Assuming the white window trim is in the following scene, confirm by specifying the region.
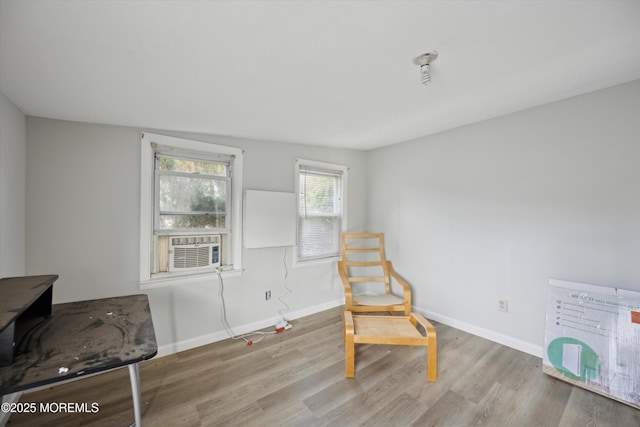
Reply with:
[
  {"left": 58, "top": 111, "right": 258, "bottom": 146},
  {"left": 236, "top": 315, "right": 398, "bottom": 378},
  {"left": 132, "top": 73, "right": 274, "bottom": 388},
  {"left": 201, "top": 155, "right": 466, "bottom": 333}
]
[
  {"left": 294, "top": 158, "right": 348, "bottom": 267},
  {"left": 140, "top": 132, "right": 243, "bottom": 288}
]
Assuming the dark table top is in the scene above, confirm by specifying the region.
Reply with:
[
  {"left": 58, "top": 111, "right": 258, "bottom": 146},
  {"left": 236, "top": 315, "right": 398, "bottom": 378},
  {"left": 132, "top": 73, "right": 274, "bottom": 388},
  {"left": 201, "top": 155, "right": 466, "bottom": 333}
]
[
  {"left": 0, "top": 294, "right": 157, "bottom": 394},
  {"left": 0, "top": 275, "right": 58, "bottom": 332}
]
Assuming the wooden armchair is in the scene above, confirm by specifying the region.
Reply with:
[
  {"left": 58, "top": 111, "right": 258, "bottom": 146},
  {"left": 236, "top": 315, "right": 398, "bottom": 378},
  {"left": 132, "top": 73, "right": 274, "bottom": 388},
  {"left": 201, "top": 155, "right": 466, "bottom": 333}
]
[{"left": 337, "top": 233, "right": 411, "bottom": 316}]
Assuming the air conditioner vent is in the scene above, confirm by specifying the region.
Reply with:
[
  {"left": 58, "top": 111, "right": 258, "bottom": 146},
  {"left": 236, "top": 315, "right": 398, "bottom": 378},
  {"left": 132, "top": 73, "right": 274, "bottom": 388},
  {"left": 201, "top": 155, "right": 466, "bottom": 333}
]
[
  {"left": 169, "top": 235, "right": 220, "bottom": 272},
  {"left": 173, "top": 246, "right": 212, "bottom": 269}
]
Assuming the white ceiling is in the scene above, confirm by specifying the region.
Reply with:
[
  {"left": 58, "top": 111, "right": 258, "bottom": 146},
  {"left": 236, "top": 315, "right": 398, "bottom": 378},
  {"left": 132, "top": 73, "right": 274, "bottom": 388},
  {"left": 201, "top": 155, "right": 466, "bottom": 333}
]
[{"left": 2, "top": 1, "right": 640, "bottom": 150}]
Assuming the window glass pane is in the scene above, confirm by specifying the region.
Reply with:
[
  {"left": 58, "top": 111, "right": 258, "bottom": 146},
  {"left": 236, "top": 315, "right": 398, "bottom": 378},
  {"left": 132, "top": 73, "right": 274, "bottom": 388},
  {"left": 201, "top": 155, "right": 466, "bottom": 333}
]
[
  {"left": 158, "top": 156, "right": 227, "bottom": 177},
  {"left": 299, "top": 171, "right": 338, "bottom": 215},
  {"left": 298, "top": 216, "right": 340, "bottom": 259},
  {"left": 159, "top": 175, "right": 226, "bottom": 213},
  {"left": 159, "top": 214, "right": 225, "bottom": 230}
]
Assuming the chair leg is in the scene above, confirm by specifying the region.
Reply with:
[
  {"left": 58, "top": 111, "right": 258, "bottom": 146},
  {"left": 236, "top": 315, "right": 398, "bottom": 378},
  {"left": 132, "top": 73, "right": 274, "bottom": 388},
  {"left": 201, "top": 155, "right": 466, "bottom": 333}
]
[
  {"left": 345, "top": 328, "right": 355, "bottom": 378},
  {"left": 343, "top": 311, "right": 355, "bottom": 378},
  {"left": 427, "top": 329, "right": 437, "bottom": 382}
]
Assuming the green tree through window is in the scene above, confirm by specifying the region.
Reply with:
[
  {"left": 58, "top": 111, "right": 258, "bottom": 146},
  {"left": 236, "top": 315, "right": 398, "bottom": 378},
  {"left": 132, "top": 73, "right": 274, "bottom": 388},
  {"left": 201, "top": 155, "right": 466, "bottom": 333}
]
[{"left": 156, "top": 155, "right": 229, "bottom": 230}]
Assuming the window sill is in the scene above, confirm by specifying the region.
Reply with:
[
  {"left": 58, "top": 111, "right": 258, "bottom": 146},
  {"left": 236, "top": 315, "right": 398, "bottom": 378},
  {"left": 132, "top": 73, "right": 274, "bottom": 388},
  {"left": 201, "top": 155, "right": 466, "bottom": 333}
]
[{"left": 140, "top": 268, "right": 242, "bottom": 290}]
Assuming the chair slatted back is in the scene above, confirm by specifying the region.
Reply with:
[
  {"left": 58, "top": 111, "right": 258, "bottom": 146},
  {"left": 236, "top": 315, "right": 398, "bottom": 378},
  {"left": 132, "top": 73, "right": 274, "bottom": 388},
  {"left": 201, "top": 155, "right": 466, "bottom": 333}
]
[{"left": 340, "top": 233, "right": 391, "bottom": 292}]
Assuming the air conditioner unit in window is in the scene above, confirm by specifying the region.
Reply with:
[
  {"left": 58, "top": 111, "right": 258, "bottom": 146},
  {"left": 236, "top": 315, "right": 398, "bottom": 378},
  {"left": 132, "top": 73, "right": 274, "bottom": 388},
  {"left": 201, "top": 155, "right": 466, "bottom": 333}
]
[{"left": 169, "top": 235, "right": 221, "bottom": 272}]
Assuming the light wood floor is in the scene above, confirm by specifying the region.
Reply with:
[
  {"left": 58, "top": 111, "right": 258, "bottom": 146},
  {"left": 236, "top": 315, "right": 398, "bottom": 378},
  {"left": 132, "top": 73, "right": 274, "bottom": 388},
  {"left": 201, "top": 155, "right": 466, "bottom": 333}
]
[{"left": 7, "top": 307, "right": 639, "bottom": 426}]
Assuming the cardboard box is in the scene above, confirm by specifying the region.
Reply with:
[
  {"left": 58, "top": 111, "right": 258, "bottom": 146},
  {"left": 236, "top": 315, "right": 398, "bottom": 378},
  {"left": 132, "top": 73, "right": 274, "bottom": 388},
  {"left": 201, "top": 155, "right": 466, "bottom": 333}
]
[{"left": 543, "top": 279, "right": 640, "bottom": 409}]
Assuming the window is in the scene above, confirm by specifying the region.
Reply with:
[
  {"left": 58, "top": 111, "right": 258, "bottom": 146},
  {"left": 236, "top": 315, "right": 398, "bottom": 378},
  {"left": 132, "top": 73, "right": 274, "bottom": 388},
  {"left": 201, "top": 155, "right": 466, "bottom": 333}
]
[
  {"left": 140, "top": 133, "right": 243, "bottom": 286},
  {"left": 295, "top": 159, "right": 347, "bottom": 263}
]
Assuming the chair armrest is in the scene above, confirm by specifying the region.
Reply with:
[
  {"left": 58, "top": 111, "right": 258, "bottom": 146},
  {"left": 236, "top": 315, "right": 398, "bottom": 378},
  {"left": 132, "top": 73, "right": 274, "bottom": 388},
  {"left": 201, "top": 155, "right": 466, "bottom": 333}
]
[
  {"left": 387, "top": 261, "right": 412, "bottom": 307},
  {"left": 337, "top": 260, "right": 354, "bottom": 309},
  {"left": 343, "top": 311, "right": 354, "bottom": 335},
  {"left": 411, "top": 312, "right": 436, "bottom": 339}
]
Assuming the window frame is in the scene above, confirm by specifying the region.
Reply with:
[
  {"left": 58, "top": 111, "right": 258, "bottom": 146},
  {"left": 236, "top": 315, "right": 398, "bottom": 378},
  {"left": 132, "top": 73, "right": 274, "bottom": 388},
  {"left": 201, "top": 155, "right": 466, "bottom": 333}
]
[
  {"left": 294, "top": 158, "right": 348, "bottom": 266},
  {"left": 140, "top": 132, "right": 243, "bottom": 287}
]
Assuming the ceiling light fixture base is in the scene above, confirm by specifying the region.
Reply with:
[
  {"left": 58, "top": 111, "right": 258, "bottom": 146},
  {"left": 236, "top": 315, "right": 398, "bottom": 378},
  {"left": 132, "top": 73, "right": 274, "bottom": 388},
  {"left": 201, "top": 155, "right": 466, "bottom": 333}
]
[{"left": 413, "top": 51, "right": 438, "bottom": 86}]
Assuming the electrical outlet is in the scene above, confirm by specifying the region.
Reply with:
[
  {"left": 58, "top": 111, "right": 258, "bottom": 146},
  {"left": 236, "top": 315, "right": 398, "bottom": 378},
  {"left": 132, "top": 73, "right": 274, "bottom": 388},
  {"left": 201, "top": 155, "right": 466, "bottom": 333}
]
[
  {"left": 265, "top": 290, "right": 271, "bottom": 301},
  {"left": 498, "top": 299, "right": 508, "bottom": 313}
]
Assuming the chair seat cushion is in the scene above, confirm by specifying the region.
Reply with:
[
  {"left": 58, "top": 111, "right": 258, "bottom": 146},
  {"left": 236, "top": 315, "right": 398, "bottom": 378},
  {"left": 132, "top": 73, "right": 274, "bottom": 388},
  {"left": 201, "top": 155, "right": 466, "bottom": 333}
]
[{"left": 353, "top": 293, "right": 403, "bottom": 306}]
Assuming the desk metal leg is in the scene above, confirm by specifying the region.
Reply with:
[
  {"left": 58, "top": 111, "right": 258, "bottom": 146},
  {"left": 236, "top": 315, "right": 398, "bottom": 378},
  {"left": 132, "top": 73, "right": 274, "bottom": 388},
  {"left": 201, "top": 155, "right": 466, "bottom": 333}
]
[{"left": 128, "top": 363, "right": 142, "bottom": 427}]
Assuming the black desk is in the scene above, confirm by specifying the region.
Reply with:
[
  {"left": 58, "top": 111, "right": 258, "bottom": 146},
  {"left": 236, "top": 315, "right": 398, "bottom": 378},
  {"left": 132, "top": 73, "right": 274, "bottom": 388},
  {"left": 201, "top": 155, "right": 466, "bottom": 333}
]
[{"left": 1, "top": 278, "right": 157, "bottom": 426}]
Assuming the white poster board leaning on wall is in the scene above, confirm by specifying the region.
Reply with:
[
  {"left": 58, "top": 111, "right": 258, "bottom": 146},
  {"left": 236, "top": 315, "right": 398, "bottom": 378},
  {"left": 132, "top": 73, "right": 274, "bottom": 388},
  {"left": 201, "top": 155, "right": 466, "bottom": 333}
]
[
  {"left": 243, "top": 190, "right": 296, "bottom": 249},
  {"left": 543, "top": 279, "right": 640, "bottom": 409}
]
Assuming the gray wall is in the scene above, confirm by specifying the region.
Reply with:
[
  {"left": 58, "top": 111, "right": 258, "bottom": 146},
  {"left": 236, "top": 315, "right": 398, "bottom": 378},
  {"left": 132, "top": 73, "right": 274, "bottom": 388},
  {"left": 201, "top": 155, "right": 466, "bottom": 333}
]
[
  {"left": 25, "top": 119, "right": 369, "bottom": 354},
  {"left": 0, "top": 93, "right": 26, "bottom": 277},
  {"left": 367, "top": 80, "right": 640, "bottom": 356}
]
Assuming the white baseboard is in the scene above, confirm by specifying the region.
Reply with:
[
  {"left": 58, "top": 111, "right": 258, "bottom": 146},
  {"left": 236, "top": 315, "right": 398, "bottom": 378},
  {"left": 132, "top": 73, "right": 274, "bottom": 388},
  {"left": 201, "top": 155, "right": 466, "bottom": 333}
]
[
  {"left": 414, "top": 306, "right": 543, "bottom": 358},
  {"left": 156, "top": 298, "right": 344, "bottom": 358},
  {"left": 154, "top": 299, "right": 542, "bottom": 360}
]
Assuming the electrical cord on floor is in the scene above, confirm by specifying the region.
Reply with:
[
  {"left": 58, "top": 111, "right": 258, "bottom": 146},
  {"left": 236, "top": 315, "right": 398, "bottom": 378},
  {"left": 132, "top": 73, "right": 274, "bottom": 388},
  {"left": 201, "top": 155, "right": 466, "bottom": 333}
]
[
  {"left": 216, "top": 268, "right": 284, "bottom": 345},
  {"left": 277, "top": 246, "right": 291, "bottom": 324}
]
